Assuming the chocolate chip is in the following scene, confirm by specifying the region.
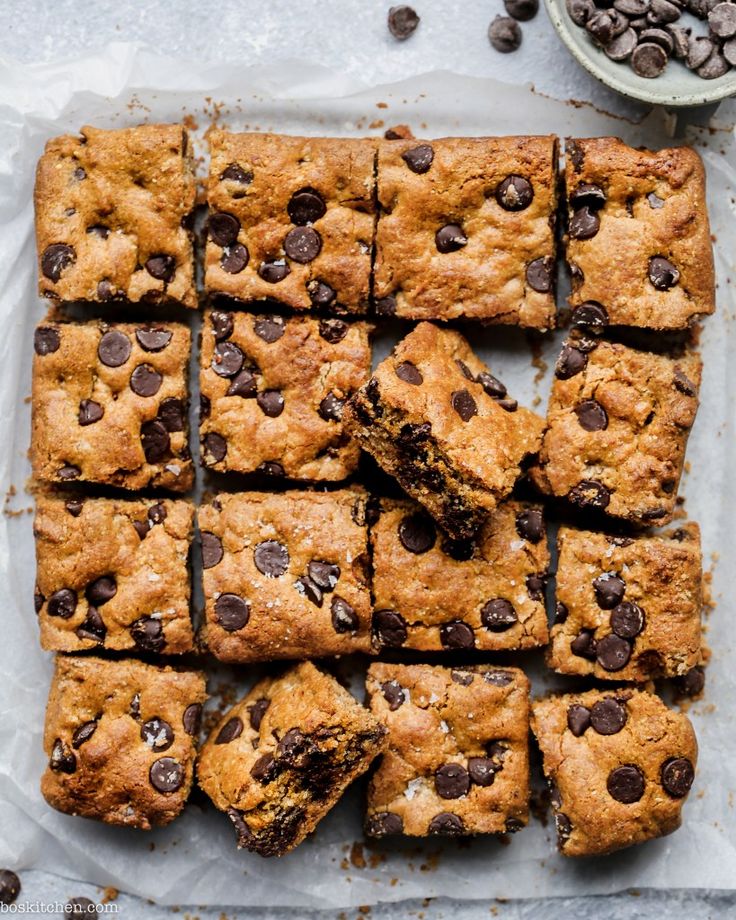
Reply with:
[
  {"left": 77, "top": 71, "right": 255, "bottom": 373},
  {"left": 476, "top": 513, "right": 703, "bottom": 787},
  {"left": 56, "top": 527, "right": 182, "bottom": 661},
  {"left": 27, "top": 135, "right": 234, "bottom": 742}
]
[
  {"left": 66, "top": 898, "right": 96, "bottom": 916},
  {"left": 304, "top": 561, "right": 339, "bottom": 592},
  {"left": 251, "top": 753, "right": 278, "bottom": 784},
  {"left": 380, "top": 680, "right": 406, "bottom": 711},
  {"left": 587, "top": 7, "right": 629, "bottom": 42},
  {"left": 489, "top": 15, "right": 523, "bottom": 52},
  {"left": 130, "top": 615, "right": 164, "bottom": 652},
  {"left": 554, "top": 601, "right": 569, "bottom": 624},
  {"left": 571, "top": 301, "right": 608, "bottom": 329},
  {"left": 398, "top": 511, "right": 436, "bottom": 554},
  {"left": 258, "top": 260, "right": 290, "bottom": 283},
  {"left": 214, "top": 594, "right": 250, "bottom": 632},
  {"left": 570, "top": 183, "right": 607, "bottom": 209},
  {"left": 373, "top": 609, "right": 408, "bottom": 647},
  {"left": 451, "top": 670, "right": 474, "bottom": 685},
  {"left": 34, "top": 326, "right": 60, "bottom": 355},
  {"left": 649, "top": 0, "right": 681, "bottom": 19},
  {"left": 209, "top": 212, "right": 240, "bottom": 246},
  {"left": 58, "top": 464, "right": 81, "bottom": 481},
  {"left": 149, "top": 757, "right": 184, "bottom": 793},
  {"left": 676, "top": 666, "right": 705, "bottom": 697},
  {"left": 276, "top": 727, "right": 315, "bottom": 764},
  {"left": 687, "top": 35, "right": 714, "bottom": 69},
  {"left": 724, "top": 36, "right": 736, "bottom": 66},
  {"left": 201, "top": 532, "right": 224, "bottom": 569},
  {"left": 227, "top": 369, "right": 258, "bottom": 398},
  {"left": 245, "top": 700, "right": 269, "bottom": 734},
  {"left": 649, "top": 256, "right": 680, "bottom": 290},
  {"left": 481, "top": 598, "right": 518, "bottom": 632},
  {"left": 567, "top": 704, "right": 591, "bottom": 736},
  {"left": 607, "top": 764, "right": 645, "bottom": 803},
  {"left": 98, "top": 330, "right": 131, "bottom": 367},
  {"left": 211, "top": 312, "right": 234, "bottom": 342},
  {"left": 319, "top": 318, "right": 348, "bottom": 343},
  {"left": 593, "top": 572, "right": 626, "bottom": 609},
  {"left": 428, "top": 812, "right": 465, "bottom": 836},
  {"left": 632, "top": 41, "right": 668, "bottom": 76},
  {"left": 284, "top": 226, "right": 322, "bottom": 263},
  {"left": 395, "top": 361, "right": 423, "bottom": 384},
  {"left": 440, "top": 620, "right": 476, "bottom": 649},
  {"left": 287, "top": 188, "right": 326, "bottom": 226},
  {"left": 148, "top": 503, "right": 167, "bottom": 525},
  {"left": 85, "top": 575, "right": 116, "bottom": 606},
  {"left": 254, "top": 540, "right": 289, "bottom": 577},
  {"left": 435, "top": 763, "right": 470, "bottom": 799},
  {"left": 555, "top": 812, "right": 572, "bottom": 846},
  {"left": 661, "top": 757, "right": 695, "bottom": 797},
  {"left": 212, "top": 341, "right": 245, "bottom": 378},
  {"left": 75, "top": 605, "right": 106, "bottom": 643},
  {"left": 375, "top": 295, "right": 397, "bottom": 316},
  {"left": 483, "top": 670, "right": 514, "bottom": 686},
  {"left": 258, "top": 460, "right": 284, "bottom": 476},
  {"left": 465, "top": 757, "right": 496, "bottom": 786},
  {"left": 78, "top": 399, "right": 103, "bottom": 426},
  {"left": 505, "top": 0, "right": 539, "bottom": 18},
  {"left": 451, "top": 389, "right": 477, "bottom": 421},
  {"left": 477, "top": 372, "right": 507, "bottom": 399},
  {"left": 135, "top": 327, "right": 173, "bottom": 352},
  {"left": 158, "top": 397, "right": 185, "bottom": 432},
  {"left": 401, "top": 144, "right": 434, "bottom": 173},
  {"left": 216, "top": 716, "right": 244, "bottom": 744},
  {"left": 296, "top": 575, "right": 323, "bottom": 607},
  {"left": 515, "top": 508, "right": 544, "bottom": 543},
  {"left": 221, "top": 163, "right": 252, "bottom": 184},
  {"left": 575, "top": 398, "right": 608, "bottom": 431},
  {"left": 34, "top": 588, "right": 45, "bottom": 613},
  {"left": 0, "top": 871, "right": 20, "bottom": 906},
  {"left": 435, "top": 224, "right": 468, "bottom": 253},
  {"left": 526, "top": 257, "right": 554, "bottom": 293},
  {"left": 141, "top": 420, "right": 170, "bottom": 463},
  {"left": 442, "top": 536, "right": 475, "bottom": 561},
  {"left": 640, "top": 27, "right": 674, "bottom": 53},
  {"left": 569, "top": 206, "right": 600, "bottom": 240},
  {"left": 307, "top": 279, "right": 337, "bottom": 307},
  {"left": 42, "top": 243, "right": 75, "bottom": 281},
  {"left": 366, "top": 812, "right": 404, "bottom": 836},
  {"left": 567, "top": 0, "right": 596, "bottom": 24},
  {"left": 596, "top": 633, "right": 632, "bottom": 671},
  {"left": 145, "top": 254, "right": 176, "bottom": 282},
  {"left": 610, "top": 601, "right": 645, "bottom": 638},
  {"left": 257, "top": 390, "right": 285, "bottom": 417},
  {"left": 50, "top": 738, "right": 77, "bottom": 774},
  {"left": 570, "top": 628, "right": 597, "bottom": 659},
  {"left": 130, "top": 364, "right": 163, "bottom": 397},
  {"left": 498, "top": 397, "right": 518, "bottom": 412},
  {"left": 527, "top": 573, "right": 547, "bottom": 601},
  {"left": 71, "top": 720, "right": 97, "bottom": 748},
  {"left": 141, "top": 718, "right": 174, "bottom": 752},
  {"left": 331, "top": 596, "right": 359, "bottom": 633},
  {"left": 48, "top": 588, "right": 77, "bottom": 619},
  {"left": 496, "top": 174, "right": 533, "bottom": 209},
  {"left": 388, "top": 4, "right": 420, "bottom": 38},
  {"left": 673, "top": 367, "right": 697, "bottom": 396},
  {"left": 221, "top": 243, "right": 249, "bottom": 274},
  {"left": 183, "top": 704, "right": 202, "bottom": 736},
  {"left": 568, "top": 479, "right": 611, "bottom": 510},
  {"left": 318, "top": 392, "right": 345, "bottom": 422},
  {"left": 590, "top": 697, "right": 627, "bottom": 734}
]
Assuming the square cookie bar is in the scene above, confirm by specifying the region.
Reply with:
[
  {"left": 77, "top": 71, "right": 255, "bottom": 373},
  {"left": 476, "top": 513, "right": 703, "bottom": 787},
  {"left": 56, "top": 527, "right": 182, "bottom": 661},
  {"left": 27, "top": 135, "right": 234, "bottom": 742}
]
[
  {"left": 199, "top": 489, "right": 373, "bottom": 662},
  {"left": 548, "top": 524, "right": 703, "bottom": 681},
  {"left": 200, "top": 311, "right": 372, "bottom": 481},
  {"left": 35, "top": 124, "right": 197, "bottom": 308},
  {"left": 205, "top": 131, "right": 376, "bottom": 314},
  {"left": 34, "top": 493, "right": 194, "bottom": 655},
  {"left": 41, "top": 655, "right": 206, "bottom": 829},
  {"left": 531, "top": 338, "right": 701, "bottom": 525},
  {"left": 31, "top": 319, "right": 193, "bottom": 492},
  {"left": 344, "top": 322, "right": 545, "bottom": 540},
  {"left": 371, "top": 498, "right": 549, "bottom": 653},
  {"left": 374, "top": 136, "right": 558, "bottom": 327},
  {"left": 365, "top": 664, "right": 530, "bottom": 838},
  {"left": 532, "top": 689, "right": 697, "bottom": 856},
  {"left": 198, "top": 662, "right": 387, "bottom": 856},
  {"left": 565, "top": 137, "right": 714, "bottom": 331}
]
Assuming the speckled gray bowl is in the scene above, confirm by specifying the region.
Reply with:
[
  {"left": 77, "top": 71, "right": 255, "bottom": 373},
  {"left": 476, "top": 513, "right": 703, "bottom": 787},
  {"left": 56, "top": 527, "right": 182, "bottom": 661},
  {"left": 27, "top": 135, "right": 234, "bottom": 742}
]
[{"left": 545, "top": 0, "right": 736, "bottom": 106}]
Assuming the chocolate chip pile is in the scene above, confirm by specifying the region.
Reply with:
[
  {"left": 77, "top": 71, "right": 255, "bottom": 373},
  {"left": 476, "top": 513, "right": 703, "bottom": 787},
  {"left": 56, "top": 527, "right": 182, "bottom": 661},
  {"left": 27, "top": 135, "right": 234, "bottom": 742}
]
[{"left": 567, "top": 0, "right": 736, "bottom": 78}]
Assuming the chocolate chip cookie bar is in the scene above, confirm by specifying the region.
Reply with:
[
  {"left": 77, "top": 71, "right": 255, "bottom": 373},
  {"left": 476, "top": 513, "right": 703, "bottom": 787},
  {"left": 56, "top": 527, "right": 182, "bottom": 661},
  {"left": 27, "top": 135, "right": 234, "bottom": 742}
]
[
  {"left": 343, "top": 322, "right": 545, "bottom": 540},
  {"left": 205, "top": 131, "right": 376, "bottom": 315},
  {"left": 34, "top": 493, "right": 194, "bottom": 655},
  {"left": 199, "top": 489, "right": 372, "bottom": 662},
  {"left": 566, "top": 137, "right": 715, "bottom": 330},
  {"left": 548, "top": 524, "right": 703, "bottom": 681},
  {"left": 31, "top": 319, "right": 193, "bottom": 491},
  {"left": 200, "top": 311, "right": 371, "bottom": 480},
  {"left": 365, "top": 664, "right": 530, "bottom": 838},
  {"left": 531, "top": 689, "right": 698, "bottom": 856},
  {"left": 198, "top": 661, "right": 387, "bottom": 856},
  {"left": 35, "top": 124, "right": 197, "bottom": 308},
  {"left": 41, "top": 655, "right": 206, "bottom": 829},
  {"left": 371, "top": 498, "right": 550, "bottom": 652},
  {"left": 531, "top": 338, "right": 701, "bottom": 525},
  {"left": 374, "top": 136, "right": 558, "bottom": 327}
]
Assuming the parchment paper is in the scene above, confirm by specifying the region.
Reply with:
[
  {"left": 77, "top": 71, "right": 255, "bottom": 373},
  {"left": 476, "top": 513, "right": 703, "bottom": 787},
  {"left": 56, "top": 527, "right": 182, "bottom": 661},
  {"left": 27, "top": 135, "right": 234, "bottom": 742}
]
[{"left": 0, "top": 44, "right": 734, "bottom": 910}]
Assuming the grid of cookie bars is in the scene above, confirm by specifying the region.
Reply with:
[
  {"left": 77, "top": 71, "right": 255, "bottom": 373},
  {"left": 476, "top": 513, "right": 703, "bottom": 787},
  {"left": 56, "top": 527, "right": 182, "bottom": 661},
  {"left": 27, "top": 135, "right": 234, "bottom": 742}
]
[{"left": 30, "top": 124, "right": 713, "bottom": 859}]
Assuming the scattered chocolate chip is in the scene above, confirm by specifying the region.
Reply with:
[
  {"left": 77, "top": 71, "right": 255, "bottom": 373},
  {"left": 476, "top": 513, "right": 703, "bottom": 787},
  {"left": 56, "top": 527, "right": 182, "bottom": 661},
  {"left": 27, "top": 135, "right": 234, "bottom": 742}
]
[
  {"left": 258, "top": 260, "right": 290, "bottom": 283},
  {"left": 141, "top": 420, "right": 170, "bottom": 463},
  {"left": 395, "top": 360, "right": 423, "bottom": 384},
  {"left": 212, "top": 341, "right": 245, "bottom": 378},
  {"left": 481, "top": 598, "right": 518, "bottom": 632},
  {"left": 258, "top": 460, "right": 284, "bottom": 476},
  {"left": 569, "top": 206, "right": 600, "bottom": 240},
  {"left": 554, "top": 601, "right": 569, "bottom": 624},
  {"left": 673, "top": 366, "right": 697, "bottom": 396},
  {"left": 375, "top": 295, "right": 397, "bottom": 316},
  {"left": 640, "top": 27, "right": 674, "bottom": 53},
  {"left": 149, "top": 757, "right": 184, "bottom": 793},
  {"left": 284, "top": 226, "right": 322, "bottom": 263},
  {"left": 42, "top": 243, "right": 75, "bottom": 281},
  {"left": 687, "top": 35, "right": 714, "bottom": 69},
  {"left": 158, "top": 397, "right": 185, "bottom": 432},
  {"left": 435, "top": 223, "right": 468, "bottom": 253},
  {"left": 436, "top": 763, "right": 470, "bottom": 799},
  {"left": 276, "top": 728, "right": 314, "bottom": 764},
  {"left": 607, "top": 764, "right": 645, "bottom": 803},
  {"left": 71, "top": 720, "right": 97, "bottom": 749},
  {"left": 48, "top": 588, "right": 77, "bottom": 619},
  {"left": 201, "top": 532, "right": 224, "bottom": 569},
  {"left": 496, "top": 174, "right": 533, "bottom": 209},
  {"left": 388, "top": 5, "right": 420, "bottom": 39},
  {"left": 489, "top": 15, "right": 523, "bottom": 52},
  {"left": 440, "top": 620, "right": 476, "bottom": 649},
  {"left": 477, "top": 372, "right": 508, "bottom": 400},
  {"left": 570, "top": 183, "right": 607, "bottom": 209},
  {"left": 467, "top": 757, "right": 497, "bottom": 786},
  {"left": 596, "top": 633, "right": 632, "bottom": 671},
  {"left": 307, "top": 279, "right": 337, "bottom": 308},
  {"left": 141, "top": 718, "right": 174, "bottom": 752},
  {"left": 575, "top": 398, "right": 609, "bottom": 431},
  {"left": 58, "top": 464, "right": 81, "bottom": 481},
  {"left": 483, "top": 671, "right": 514, "bottom": 686},
  {"left": 257, "top": 390, "right": 285, "bottom": 417},
  {"left": 398, "top": 511, "right": 436, "bottom": 554},
  {"left": 145, "top": 254, "right": 176, "bottom": 282},
  {"left": 571, "top": 301, "right": 608, "bottom": 329},
  {"left": 527, "top": 572, "right": 547, "bottom": 601},
  {"left": 568, "top": 479, "right": 611, "bottom": 510},
  {"left": 226, "top": 369, "right": 258, "bottom": 398},
  {"left": 381, "top": 680, "right": 406, "bottom": 711},
  {"left": 249, "top": 699, "right": 270, "bottom": 731},
  {"left": 0, "top": 871, "right": 20, "bottom": 906},
  {"left": 567, "top": 0, "right": 596, "bottom": 24},
  {"left": 136, "top": 327, "right": 173, "bottom": 352},
  {"left": 570, "top": 628, "right": 597, "bottom": 660},
  {"left": 78, "top": 399, "right": 103, "bottom": 426},
  {"left": 209, "top": 212, "right": 241, "bottom": 246},
  {"left": 328, "top": 596, "right": 357, "bottom": 633},
  {"left": 366, "top": 812, "right": 404, "bottom": 836},
  {"left": 288, "top": 188, "right": 326, "bottom": 225},
  {"left": 649, "top": 255, "right": 680, "bottom": 289},
  {"left": 34, "top": 326, "right": 60, "bottom": 355},
  {"left": 76, "top": 606, "right": 106, "bottom": 643},
  {"left": 632, "top": 41, "right": 668, "bottom": 76},
  {"left": 373, "top": 609, "right": 408, "bottom": 647},
  {"left": 319, "top": 318, "right": 348, "bottom": 343},
  {"left": 567, "top": 704, "right": 591, "bottom": 736},
  {"left": 505, "top": 0, "right": 539, "bottom": 19},
  {"left": 216, "top": 716, "right": 244, "bottom": 744},
  {"left": 85, "top": 575, "right": 116, "bottom": 606},
  {"left": 451, "top": 670, "right": 474, "bottom": 685},
  {"left": 50, "top": 738, "right": 77, "bottom": 773},
  {"left": 211, "top": 312, "right": 234, "bottom": 341},
  {"left": 451, "top": 388, "right": 477, "bottom": 421},
  {"left": 221, "top": 243, "right": 249, "bottom": 274},
  {"left": 183, "top": 704, "right": 202, "bottom": 736},
  {"left": 526, "top": 257, "right": 554, "bottom": 293},
  {"left": 130, "top": 364, "right": 163, "bottom": 397},
  {"left": 221, "top": 163, "right": 253, "bottom": 184},
  {"left": 610, "top": 601, "right": 645, "bottom": 638},
  {"left": 318, "top": 392, "right": 345, "bottom": 422},
  {"left": 254, "top": 540, "right": 289, "bottom": 577},
  {"left": 130, "top": 615, "right": 164, "bottom": 652},
  {"left": 676, "top": 666, "right": 705, "bottom": 697},
  {"left": 515, "top": 508, "right": 544, "bottom": 543},
  {"left": 590, "top": 697, "right": 627, "bottom": 734},
  {"left": 296, "top": 575, "right": 323, "bottom": 607},
  {"left": 555, "top": 812, "right": 572, "bottom": 845},
  {"left": 401, "top": 144, "right": 434, "bottom": 173},
  {"left": 587, "top": 7, "right": 629, "bottom": 42},
  {"left": 593, "top": 572, "right": 626, "bottom": 609},
  {"left": 34, "top": 589, "right": 45, "bottom": 613},
  {"left": 148, "top": 503, "right": 167, "bottom": 526},
  {"left": 251, "top": 753, "right": 278, "bottom": 784},
  {"left": 98, "top": 330, "right": 132, "bottom": 367},
  {"left": 428, "top": 812, "right": 465, "bottom": 836},
  {"left": 661, "top": 757, "right": 695, "bottom": 797}
]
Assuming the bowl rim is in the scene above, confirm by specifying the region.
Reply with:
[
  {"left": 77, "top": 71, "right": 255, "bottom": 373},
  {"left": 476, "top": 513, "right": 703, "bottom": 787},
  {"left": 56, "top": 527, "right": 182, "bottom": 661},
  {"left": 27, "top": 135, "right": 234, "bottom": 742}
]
[{"left": 544, "top": 0, "right": 736, "bottom": 107}]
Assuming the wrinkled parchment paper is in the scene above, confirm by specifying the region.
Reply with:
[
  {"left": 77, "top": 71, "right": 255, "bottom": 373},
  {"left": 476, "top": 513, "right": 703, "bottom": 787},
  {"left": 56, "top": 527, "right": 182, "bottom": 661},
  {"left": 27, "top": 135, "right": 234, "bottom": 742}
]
[{"left": 0, "top": 44, "right": 734, "bottom": 909}]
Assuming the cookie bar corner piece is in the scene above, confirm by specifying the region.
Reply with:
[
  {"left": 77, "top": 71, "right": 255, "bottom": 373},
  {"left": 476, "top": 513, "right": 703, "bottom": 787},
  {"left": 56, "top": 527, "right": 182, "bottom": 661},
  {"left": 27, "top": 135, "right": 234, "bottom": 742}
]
[{"left": 197, "top": 661, "right": 387, "bottom": 856}]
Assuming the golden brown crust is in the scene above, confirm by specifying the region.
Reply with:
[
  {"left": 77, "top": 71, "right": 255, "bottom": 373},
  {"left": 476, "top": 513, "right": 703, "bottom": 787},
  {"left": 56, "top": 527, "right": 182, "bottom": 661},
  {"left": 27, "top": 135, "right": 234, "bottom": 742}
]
[
  {"left": 531, "top": 689, "right": 698, "bottom": 857},
  {"left": 548, "top": 525, "right": 702, "bottom": 681},
  {"left": 371, "top": 498, "right": 549, "bottom": 652},
  {"left": 31, "top": 318, "right": 193, "bottom": 492},
  {"left": 35, "top": 124, "right": 197, "bottom": 308},
  {"left": 34, "top": 494, "right": 194, "bottom": 654},
  {"left": 565, "top": 137, "right": 715, "bottom": 330},
  {"left": 205, "top": 131, "right": 376, "bottom": 314},
  {"left": 531, "top": 339, "right": 701, "bottom": 525},
  {"left": 199, "top": 310, "right": 371, "bottom": 480},
  {"left": 197, "top": 662, "right": 387, "bottom": 856},
  {"left": 41, "top": 656, "right": 207, "bottom": 830},
  {"left": 199, "top": 489, "right": 373, "bottom": 663},
  {"left": 366, "top": 663, "right": 530, "bottom": 837},
  {"left": 375, "top": 136, "right": 558, "bottom": 327}
]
